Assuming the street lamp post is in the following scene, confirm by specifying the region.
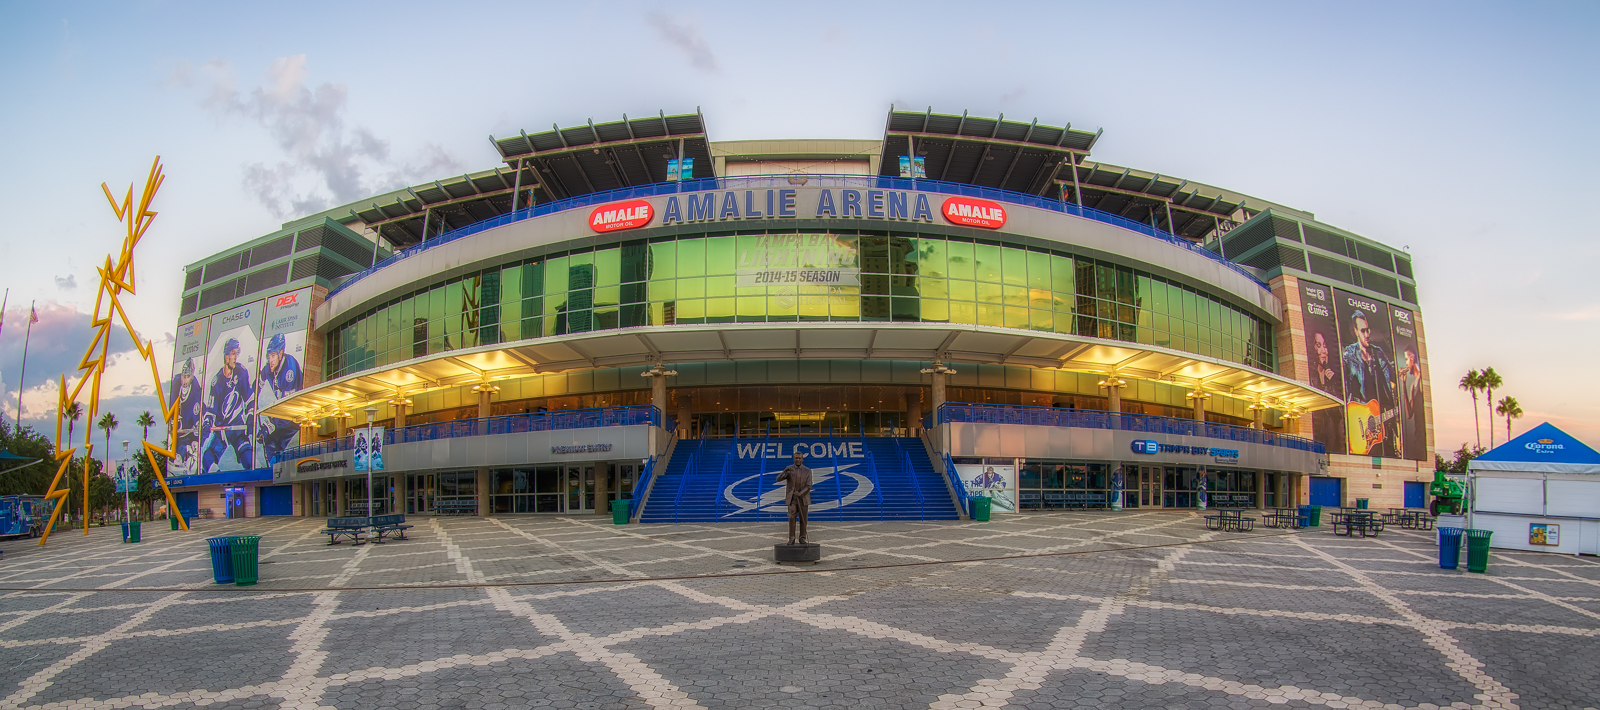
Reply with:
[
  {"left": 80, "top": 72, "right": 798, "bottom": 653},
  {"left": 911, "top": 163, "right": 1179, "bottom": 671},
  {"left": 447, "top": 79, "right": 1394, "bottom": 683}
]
[
  {"left": 364, "top": 405, "right": 378, "bottom": 535},
  {"left": 121, "top": 440, "right": 130, "bottom": 523}
]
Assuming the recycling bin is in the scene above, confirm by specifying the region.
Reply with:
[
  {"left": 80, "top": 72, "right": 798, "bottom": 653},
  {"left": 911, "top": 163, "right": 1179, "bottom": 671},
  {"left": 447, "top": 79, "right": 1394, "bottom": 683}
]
[
  {"left": 1438, "top": 527, "right": 1464, "bottom": 569},
  {"left": 971, "top": 496, "right": 992, "bottom": 522},
  {"left": 206, "top": 537, "right": 234, "bottom": 584},
  {"left": 229, "top": 535, "right": 263, "bottom": 586},
  {"left": 1465, "top": 529, "right": 1493, "bottom": 573},
  {"left": 611, "top": 498, "right": 631, "bottom": 525}
]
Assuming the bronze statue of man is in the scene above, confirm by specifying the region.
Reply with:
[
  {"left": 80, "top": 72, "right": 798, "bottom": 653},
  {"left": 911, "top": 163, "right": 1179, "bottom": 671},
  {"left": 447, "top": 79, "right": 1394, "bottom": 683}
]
[{"left": 774, "top": 450, "right": 812, "bottom": 544}]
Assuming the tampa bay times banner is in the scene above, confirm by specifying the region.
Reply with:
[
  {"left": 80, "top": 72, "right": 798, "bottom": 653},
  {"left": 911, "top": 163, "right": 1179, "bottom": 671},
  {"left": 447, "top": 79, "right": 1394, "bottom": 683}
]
[
  {"left": 169, "top": 318, "right": 210, "bottom": 474},
  {"left": 1299, "top": 280, "right": 1347, "bottom": 456}
]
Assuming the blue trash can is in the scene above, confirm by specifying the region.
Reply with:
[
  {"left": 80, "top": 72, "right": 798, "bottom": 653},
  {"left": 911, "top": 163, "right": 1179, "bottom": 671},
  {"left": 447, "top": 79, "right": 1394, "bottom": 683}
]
[
  {"left": 206, "top": 536, "right": 235, "bottom": 584},
  {"left": 1297, "top": 505, "right": 1312, "bottom": 528},
  {"left": 1438, "top": 527, "right": 1464, "bottom": 569},
  {"left": 121, "top": 521, "right": 130, "bottom": 542}
]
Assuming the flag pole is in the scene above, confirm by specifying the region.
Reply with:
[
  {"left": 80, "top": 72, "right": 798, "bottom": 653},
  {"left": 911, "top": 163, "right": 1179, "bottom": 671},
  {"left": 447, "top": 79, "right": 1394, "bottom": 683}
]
[{"left": 16, "top": 301, "right": 35, "bottom": 429}]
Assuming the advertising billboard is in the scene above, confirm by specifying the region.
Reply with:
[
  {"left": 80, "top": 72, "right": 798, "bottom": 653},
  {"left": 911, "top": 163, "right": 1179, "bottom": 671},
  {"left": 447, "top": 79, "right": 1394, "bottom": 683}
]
[
  {"left": 258, "top": 288, "right": 312, "bottom": 467},
  {"left": 1389, "top": 305, "right": 1426, "bottom": 461},
  {"left": 956, "top": 463, "right": 1017, "bottom": 514},
  {"left": 1333, "top": 289, "right": 1399, "bottom": 459},
  {"left": 202, "top": 300, "right": 264, "bottom": 473},
  {"left": 1299, "top": 280, "right": 1346, "bottom": 456},
  {"left": 168, "top": 318, "right": 209, "bottom": 475}
]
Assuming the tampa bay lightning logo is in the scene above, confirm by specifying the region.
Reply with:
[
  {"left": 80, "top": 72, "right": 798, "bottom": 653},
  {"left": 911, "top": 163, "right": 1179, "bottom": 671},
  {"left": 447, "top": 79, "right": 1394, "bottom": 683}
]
[{"left": 721, "top": 464, "right": 875, "bottom": 518}]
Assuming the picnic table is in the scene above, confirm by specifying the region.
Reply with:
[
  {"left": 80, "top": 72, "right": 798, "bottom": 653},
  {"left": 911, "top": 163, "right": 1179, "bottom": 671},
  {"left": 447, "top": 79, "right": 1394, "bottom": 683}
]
[
  {"left": 1262, "top": 507, "right": 1302, "bottom": 529},
  {"left": 1204, "top": 509, "right": 1256, "bottom": 532},
  {"left": 1396, "top": 509, "right": 1435, "bottom": 530},
  {"left": 1330, "top": 510, "right": 1384, "bottom": 537}
]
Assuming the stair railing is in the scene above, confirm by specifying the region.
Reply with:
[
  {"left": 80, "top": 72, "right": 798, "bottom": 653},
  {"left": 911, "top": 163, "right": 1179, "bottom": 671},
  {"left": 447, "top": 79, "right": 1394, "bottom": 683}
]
[
  {"left": 671, "top": 439, "right": 703, "bottom": 524},
  {"left": 715, "top": 449, "right": 732, "bottom": 519},
  {"left": 828, "top": 439, "right": 841, "bottom": 522},
  {"left": 862, "top": 449, "right": 878, "bottom": 519},
  {"left": 900, "top": 439, "right": 925, "bottom": 521},
  {"left": 944, "top": 452, "right": 969, "bottom": 517}
]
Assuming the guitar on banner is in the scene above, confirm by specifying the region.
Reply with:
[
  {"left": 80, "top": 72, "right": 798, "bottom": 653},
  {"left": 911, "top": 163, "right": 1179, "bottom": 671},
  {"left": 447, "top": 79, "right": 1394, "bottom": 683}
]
[{"left": 1345, "top": 399, "right": 1401, "bottom": 456}]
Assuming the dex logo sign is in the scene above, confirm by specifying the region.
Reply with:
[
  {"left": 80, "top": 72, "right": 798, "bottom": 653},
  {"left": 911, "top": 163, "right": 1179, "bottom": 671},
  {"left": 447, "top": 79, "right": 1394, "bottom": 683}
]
[
  {"left": 589, "top": 199, "right": 654, "bottom": 233},
  {"left": 1130, "top": 440, "right": 1159, "bottom": 455}
]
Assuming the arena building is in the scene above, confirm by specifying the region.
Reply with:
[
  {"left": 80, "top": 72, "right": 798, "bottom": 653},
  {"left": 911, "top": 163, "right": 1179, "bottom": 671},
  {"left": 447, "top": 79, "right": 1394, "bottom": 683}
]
[{"left": 158, "top": 108, "right": 1434, "bottom": 523}]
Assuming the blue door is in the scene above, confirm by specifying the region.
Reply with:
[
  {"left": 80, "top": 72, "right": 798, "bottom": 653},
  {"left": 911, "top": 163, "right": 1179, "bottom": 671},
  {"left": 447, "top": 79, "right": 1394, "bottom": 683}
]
[
  {"left": 1403, "top": 481, "right": 1426, "bottom": 509},
  {"left": 175, "top": 491, "right": 200, "bottom": 521},
  {"left": 1308, "top": 476, "right": 1342, "bottom": 507},
  {"left": 259, "top": 485, "right": 294, "bottom": 516}
]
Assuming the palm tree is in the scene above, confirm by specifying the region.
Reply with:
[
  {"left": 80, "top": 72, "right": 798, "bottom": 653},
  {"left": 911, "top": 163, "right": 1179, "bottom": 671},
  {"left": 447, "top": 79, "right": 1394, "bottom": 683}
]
[
  {"left": 63, "top": 400, "right": 83, "bottom": 450},
  {"left": 136, "top": 411, "right": 155, "bottom": 444},
  {"left": 1458, "top": 369, "right": 1482, "bottom": 448},
  {"left": 1481, "top": 367, "right": 1503, "bottom": 448},
  {"left": 1496, "top": 396, "right": 1523, "bottom": 442},
  {"left": 97, "top": 412, "right": 118, "bottom": 477}
]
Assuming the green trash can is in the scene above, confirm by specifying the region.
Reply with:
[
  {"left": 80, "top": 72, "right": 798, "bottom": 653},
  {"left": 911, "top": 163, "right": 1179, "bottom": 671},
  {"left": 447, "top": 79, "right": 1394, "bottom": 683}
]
[
  {"left": 1308, "top": 505, "right": 1323, "bottom": 527},
  {"left": 229, "top": 535, "right": 263, "bottom": 586},
  {"left": 1356, "top": 498, "right": 1369, "bottom": 510},
  {"left": 170, "top": 513, "right": 184, "bottom": 530},
  {"left": 611, "top": 498, "right": 631, "bottom": 525},
  {"left": 1465, "top": 529, "right": 1493, "bottom": 573},
  {"left": 971, "top": 496, "right": 992, "bottom": 522},
  {"left": 127, "top": 521, "right": 141, "bottom": 543}
]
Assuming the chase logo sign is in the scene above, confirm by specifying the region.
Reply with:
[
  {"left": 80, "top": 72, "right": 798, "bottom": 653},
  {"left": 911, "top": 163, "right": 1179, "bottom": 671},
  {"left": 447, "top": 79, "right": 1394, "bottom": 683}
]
[
  {"left": 1131, "top": 440, "right": 1159, "bottom": 455},
  {"left": 1525, "top": 438, "right": 1565, "bottom": 454},
  {"left": 589, "top": 200, "right": 654, "bottom": 233}
]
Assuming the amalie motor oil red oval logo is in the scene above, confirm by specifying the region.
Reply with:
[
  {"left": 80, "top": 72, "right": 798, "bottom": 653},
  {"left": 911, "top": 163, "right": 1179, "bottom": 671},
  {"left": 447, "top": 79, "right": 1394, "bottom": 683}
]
[
  {"left": 589, "top": 199, "right": 654, "bottom": 232},
  {"left": 941, "top": 197, "right": 1006, "bottom": 229}
]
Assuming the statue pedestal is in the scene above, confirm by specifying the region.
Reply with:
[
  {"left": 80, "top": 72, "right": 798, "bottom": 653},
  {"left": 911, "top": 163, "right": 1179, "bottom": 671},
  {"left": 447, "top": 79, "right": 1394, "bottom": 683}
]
[{"left": 774, "top": 543, "right": 821, "bottom": 565}]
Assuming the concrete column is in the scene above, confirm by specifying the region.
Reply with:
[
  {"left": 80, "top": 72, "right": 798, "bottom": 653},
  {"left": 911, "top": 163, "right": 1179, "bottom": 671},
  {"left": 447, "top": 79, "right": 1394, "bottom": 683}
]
[
  {"left": 393, "top": 401, "right": 408, "bottom": 429},
  {"left": 1101, "top": 376, "right": 1125, "bottom": 430},
  {"left": 1250, "top": 406, "right": 1264, "bottom": 430},
  {"left": 595, "top": 464, "right": 609, "bottom": 514},
  {"left": 1256, "top": 470, "right": 1266, "bottom": 509},
  {"left": 478, "top": 390, "right": 492, "bottom": 419},
  {"left": 1191, "top": 394, "right": 1207, "bottom": 423},
  {"left": 907, "top": 392, "right": 922, "bottom": 436},
  {"left": 334, "top": 479, "right": 345, "bottom": 517},
  {"left": 677, "top": 402, "right": 692, "bottom": 438},
  {"left": 335, "top": 414, "right": 350, "bottom": 441},
  {"left": 641, "top": 364, "right": 678, "bottom": 431},
  {"left": 476, "top": 468, "right": 490, "bottom": 517}
]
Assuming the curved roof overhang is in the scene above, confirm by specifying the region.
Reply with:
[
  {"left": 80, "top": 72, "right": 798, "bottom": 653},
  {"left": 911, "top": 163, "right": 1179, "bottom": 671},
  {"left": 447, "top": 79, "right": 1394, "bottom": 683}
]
[{"left": 263, "top": 322, "right": 1337, "bottom": 423}]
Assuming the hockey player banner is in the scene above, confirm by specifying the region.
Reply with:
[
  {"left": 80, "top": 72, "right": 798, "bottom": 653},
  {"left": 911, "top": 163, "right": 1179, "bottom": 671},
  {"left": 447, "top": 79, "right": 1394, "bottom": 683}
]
[
  {"left": 202, "top": 300, "right": 264, "bottom": 473},
  {"left": 169, "top": 318, "right": 209, "bottom": 475},
  {"left": 355, "top": 426, "right": 385, "bottom": 471},
  {"left": 257, "top": 288, "right": 311, "bottom": 467}
]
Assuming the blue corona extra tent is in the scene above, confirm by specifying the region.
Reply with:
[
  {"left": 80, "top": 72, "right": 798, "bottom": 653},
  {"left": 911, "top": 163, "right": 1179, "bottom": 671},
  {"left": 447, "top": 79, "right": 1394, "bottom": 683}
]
[{"left": 1468, "top": 422, "right": 1600, "bottom": 555}]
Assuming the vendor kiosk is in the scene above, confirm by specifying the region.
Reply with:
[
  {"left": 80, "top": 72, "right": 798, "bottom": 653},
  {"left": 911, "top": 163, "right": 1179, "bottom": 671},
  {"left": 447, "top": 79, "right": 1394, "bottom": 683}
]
[{"left": 1467, "top": 423, "right": 1600, "bottom": 555}]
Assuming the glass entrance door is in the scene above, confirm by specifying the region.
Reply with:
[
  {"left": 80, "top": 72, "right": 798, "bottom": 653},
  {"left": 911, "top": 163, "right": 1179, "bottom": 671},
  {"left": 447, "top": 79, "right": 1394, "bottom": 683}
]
[
  {"left": 408, "top": 473, "right": 436, "bottom": 514},
  {"left": 1139, "top": 466, "right": 1162, "bottom": 508},
  {"left": 607, "top": 463, "right": 638, "bottom": 511},
  {"left": 565, "top": 465, "right": 595, "bottom": 512}
]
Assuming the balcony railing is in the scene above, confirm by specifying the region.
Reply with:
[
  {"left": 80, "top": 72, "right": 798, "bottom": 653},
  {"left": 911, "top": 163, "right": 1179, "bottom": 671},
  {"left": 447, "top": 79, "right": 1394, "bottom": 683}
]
[
  {"left": 936, "top": 402, "right": 1325, "bottom": 455},
  {"left": 269, "top": 405, "right": 661, "bottom": 467},
  {"left": 329, "top": 174, "right": 1264, "bottom": 299}
]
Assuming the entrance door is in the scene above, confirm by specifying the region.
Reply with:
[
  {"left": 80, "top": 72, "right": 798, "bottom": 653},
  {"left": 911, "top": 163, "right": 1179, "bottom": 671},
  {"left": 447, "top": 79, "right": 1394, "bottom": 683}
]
[
  {"left": 409, "top": 473, "right": 436, "bottom": 514},
  {"left": 175, "top": 491, "right": 199, "bottom": 521},
  {"left": 259, "top": 485, "right": 293, "bottom": 516},
  {"left": 1138, "top": 466, "right": 1162, "bottom": 508},
  {"left": 1404, "top": 480, "right": 1426, "bottom": 508},
  {"left": 1309, "top": 476, "right": 1343, "bottom": 507},
  {"left": 610, "top": 463, "right": 638, "bottom": 510},
  {"left": 566, "top": 465, "right": 595, "bottom": 512}
]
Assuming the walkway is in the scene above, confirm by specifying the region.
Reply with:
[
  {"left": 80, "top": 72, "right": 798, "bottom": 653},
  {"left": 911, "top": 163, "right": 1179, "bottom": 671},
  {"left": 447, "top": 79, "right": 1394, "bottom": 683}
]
[{"left": 0, "top": 513, "right": 1595, "bottom": 709}]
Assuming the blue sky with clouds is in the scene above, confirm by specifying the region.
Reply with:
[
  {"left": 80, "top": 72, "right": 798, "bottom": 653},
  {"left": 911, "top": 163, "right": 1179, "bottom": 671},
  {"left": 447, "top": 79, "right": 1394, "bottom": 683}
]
[{"left": 1, "top": 0, "right": 1596, "bottom": 453}]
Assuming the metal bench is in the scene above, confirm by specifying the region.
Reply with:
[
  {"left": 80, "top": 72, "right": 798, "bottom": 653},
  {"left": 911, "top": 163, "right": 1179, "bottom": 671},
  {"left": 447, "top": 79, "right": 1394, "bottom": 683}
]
[
  {"left": 320, "top": 517, "right": 369, "bottom": 545},
  {"left": 369, "top": 514, "right": 413, "bottom": 543}
]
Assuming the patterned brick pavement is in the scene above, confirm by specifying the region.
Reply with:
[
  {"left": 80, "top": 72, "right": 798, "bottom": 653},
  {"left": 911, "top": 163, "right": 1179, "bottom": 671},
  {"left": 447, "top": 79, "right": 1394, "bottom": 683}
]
[{"left": 0, "top": 511, "right": 1596, "bottom": 709}]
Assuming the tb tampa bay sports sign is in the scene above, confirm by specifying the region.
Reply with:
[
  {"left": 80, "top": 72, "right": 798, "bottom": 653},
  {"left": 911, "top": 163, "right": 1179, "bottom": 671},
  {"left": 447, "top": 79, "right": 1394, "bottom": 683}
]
[{"left": 589, "top": 187, "right": 1009, "bottom": 233}]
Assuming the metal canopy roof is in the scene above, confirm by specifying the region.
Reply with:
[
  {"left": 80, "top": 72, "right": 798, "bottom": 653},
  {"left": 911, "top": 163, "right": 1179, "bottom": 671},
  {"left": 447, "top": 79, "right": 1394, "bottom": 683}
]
[
  {"left": 1060, "top": 161, "right": 1252, "bottom": 242},
  {"left": 879, "top": 108, "right": 1102, "bottom": 196},
  {"left": 263, "top": 322, "right": 1336, "bottom": 422},
  {"left": 348, "top": 165, "right": 539, "bottom": 249},
  {"left": 491, "top": 111, "right": 716, "bottom": 201}
]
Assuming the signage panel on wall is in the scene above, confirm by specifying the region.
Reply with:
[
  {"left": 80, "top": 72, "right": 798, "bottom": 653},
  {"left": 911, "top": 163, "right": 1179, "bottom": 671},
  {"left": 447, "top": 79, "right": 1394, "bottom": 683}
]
[
  {"left": 258, "top": 287, "right": 311, "bottom": 469},
  {"left": 355, "top": 426, "right": 385, "bottom": 471},
  {"left": 589, "top": 200, "right": 654, "bottom": 233},
  {"left": 201, "top": 301, "right": 264, "bottom": 473},
  {"left": 169, "top": 318, "right": 209, "bottom": 475},
  {"left": 1389, "top": 305, "right": 1426, "bottom": 461},
  {"left": 1299, "top": 280, "right": 1347, "bottom": 456},
  {"left": 955, "top": 464, "right": 1017, "bottom": 514},
  {"left": 898, "top": 155, "right": 927, "bottom": 178},
  {"left": 941, "top": 197, "right": 1007, "bottom": 229}
]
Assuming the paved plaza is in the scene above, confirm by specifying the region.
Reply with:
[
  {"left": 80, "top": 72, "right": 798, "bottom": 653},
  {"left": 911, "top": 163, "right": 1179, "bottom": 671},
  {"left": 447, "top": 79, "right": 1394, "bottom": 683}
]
[{"left": 0, "top": 512, "right": 1596, "bottom": 710}]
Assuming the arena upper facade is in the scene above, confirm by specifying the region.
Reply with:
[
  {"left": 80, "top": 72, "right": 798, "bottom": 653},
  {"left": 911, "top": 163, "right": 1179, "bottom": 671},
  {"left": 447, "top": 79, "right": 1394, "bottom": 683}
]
[{"left": 164, "top": 108, "right": 1433, "bottom": 521}]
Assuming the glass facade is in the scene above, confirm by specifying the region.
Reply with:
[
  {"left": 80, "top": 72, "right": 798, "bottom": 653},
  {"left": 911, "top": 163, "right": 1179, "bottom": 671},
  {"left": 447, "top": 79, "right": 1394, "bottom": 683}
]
[
  {"left": 1018, "top": 460, "right": 1114, "bottom": 509},
  {"left": 326, "top": 231, "right": 1275, "bottom": 379}
]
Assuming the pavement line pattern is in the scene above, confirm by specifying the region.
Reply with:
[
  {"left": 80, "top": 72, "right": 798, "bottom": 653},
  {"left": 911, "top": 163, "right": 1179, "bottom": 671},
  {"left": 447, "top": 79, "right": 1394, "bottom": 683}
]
[{"left": 1, "top": 512, "right": 1596, "bottom": 709}]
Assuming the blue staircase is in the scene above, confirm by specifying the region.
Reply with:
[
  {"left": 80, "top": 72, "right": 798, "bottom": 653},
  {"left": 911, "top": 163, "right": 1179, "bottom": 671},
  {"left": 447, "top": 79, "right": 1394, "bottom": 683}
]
[{"left": 638, "top": 437, "right": 957, "bottom": 523}]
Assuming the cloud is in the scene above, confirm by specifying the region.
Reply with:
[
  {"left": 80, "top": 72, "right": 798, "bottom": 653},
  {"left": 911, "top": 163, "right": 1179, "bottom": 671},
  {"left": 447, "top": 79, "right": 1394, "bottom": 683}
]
[
  {"left": 54, "top": 274, "right": 76, "bottom": 290},
  {"left": 1544, "top": 304, "right": 1600, "bottom": 321},
  {"left": 173, "top": 55, "right": 461, "bottom": 218},
  {"left": 647, "top": 13, "right": 718, "bottom": 73},
  {"left": 999, "top": 85, "right": 1029, "bottom": 105}
]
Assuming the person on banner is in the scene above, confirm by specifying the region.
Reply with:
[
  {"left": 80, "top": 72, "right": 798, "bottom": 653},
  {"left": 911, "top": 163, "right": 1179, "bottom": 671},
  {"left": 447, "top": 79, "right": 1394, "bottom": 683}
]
[
  {"left": 1341, "top": 311, "right": 1398, "bottom": 457},
  {"left": 171, "top": 358, "right": 205, "bottom": 473},
  {"left": 1311, "top": 332, "right": 1340, "bottom": 394},
  {"left": 354, "top": 430, "right": 369, "bottom": 471},
  {"left": 256, "top": 334, "right": 304, "bottom": 465},
  {"left": 367, "top": 429, "right": 384, "bottom": 471},
  {"left": 1399, "top": 346, "right": 1424, "bottom": 456},
  {"left": 202, "top": 338, "right": 255, "bottom": 472}
]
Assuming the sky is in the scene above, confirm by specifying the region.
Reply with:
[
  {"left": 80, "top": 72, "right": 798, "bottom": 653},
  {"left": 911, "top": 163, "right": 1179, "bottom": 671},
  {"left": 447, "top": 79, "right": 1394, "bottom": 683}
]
[{"left": 0, "top": 0, "right": 1596, "bottom": 458}]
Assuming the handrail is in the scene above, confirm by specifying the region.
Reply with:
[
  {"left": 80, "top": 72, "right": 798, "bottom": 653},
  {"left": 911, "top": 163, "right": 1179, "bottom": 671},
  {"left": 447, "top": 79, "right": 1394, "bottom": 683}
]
[
  {"left": 715, "top": 450, "right": 732, "bottom": 519},
  {"left": 944, "top": 453, "right": 969, "bottom": 515},
  {"left": 935, "top": 402, "right": 1326, "bottom": 455},
  {"left": 871, "top": 448, "right": 885, "bottom": 521},
  {"left": 270, "top": 405, "right": 662, "bottom": 466},
  {"left": 901, "top": 440, "right": 925, "bottom": 522},
  {"left": 672, "top": 445, "right": 697, "bottom": 524},
  {"left": 329, "top": 174, "right": 1266, "bottom": 299},
  {"left": 844, "top": 449, "right": 855, "bottom": 516}
]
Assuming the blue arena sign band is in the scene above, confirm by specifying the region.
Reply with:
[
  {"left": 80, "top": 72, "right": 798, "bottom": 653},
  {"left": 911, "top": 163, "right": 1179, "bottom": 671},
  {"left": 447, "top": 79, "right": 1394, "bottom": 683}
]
[{"left": 660, "top": 188, "right": 937, "bottom": 225}]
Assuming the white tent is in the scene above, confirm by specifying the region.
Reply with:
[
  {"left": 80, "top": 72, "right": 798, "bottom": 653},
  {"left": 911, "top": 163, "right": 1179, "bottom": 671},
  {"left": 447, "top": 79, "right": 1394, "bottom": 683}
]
[{"left": 1468, "top": 422, "right": 1600, "bottom": 555}]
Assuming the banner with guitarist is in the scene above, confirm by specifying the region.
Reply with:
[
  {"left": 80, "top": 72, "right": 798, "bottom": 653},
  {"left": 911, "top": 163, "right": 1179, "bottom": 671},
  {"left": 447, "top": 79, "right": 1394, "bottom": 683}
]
[
  {"left": 1334, "top": 290, "right": 1400, "bottom": 458},
  {"left": 1390, "top": 306, "right": 1426, "bottom": 461},
  {"left": 1299, "top": 279, "right": 1347, "bottom": 455}
]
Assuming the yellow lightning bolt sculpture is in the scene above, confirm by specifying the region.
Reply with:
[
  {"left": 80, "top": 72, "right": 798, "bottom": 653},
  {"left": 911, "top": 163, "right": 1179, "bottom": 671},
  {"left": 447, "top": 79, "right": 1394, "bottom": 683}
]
[{"left": 38, "top": 157, "right": 187, "bottom": 543}]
